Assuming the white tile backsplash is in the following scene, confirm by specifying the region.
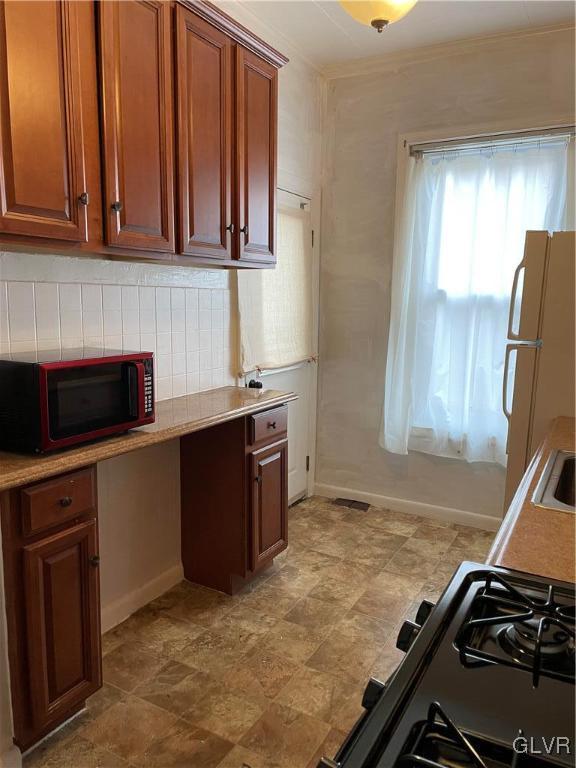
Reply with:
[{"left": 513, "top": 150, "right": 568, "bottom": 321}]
[{"left": 1, "top": 256, "right": 236, "bottom": 400}]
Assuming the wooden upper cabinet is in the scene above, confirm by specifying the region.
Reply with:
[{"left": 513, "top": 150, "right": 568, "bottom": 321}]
[
  {"left": 99, "top": 0, "right": 174, "bottom": 253},
  {"left": 176, "top": 6, "right": 232, "bottom": 261},
  {"left": 23, "top": 519, "right": 101, "bottom": 731},
  {"left": 235, "top": 46, "right": 278, "bottom": 265},
  {"left": 0, "top": 0, "right": 88, "bottom": 241}
]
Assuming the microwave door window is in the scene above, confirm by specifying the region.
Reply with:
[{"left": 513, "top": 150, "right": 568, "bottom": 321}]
[{"left": 47, "top": 363, "right": 133, "bottom": 440}]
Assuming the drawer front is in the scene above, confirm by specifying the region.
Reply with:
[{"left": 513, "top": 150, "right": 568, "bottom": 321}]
[
  {"left": 21, "top": 468, "right": 96, "bottom": 537},
  {"left": 250, "top": 405, "right": 288, "bottom": 445}
]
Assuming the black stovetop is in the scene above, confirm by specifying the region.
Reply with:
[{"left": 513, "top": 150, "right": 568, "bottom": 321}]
[{"left": 326, "top": 563, "right": 575, "bottom": 768}]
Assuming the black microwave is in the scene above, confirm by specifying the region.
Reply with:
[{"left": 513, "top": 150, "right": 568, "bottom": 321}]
[{"left": 0, "top": 348, "right": 154, "bottom": 453}]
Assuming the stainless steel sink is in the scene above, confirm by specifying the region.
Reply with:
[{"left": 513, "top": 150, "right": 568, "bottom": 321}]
[{"left": 532, "top": 450, "right": 575, "bottom": 513}]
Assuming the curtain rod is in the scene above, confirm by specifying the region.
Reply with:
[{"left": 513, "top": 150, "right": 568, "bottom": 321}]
[
  {"left": 277, "top": 186, "right": 312, "bottom": 202},
  {"left": 409, "top": 125, "right": 576, "bottom": 157}
]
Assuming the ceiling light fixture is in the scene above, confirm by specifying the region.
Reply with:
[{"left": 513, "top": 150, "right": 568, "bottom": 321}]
[{"left": 339, "top": 0, "right": 418, "bottom": 33}]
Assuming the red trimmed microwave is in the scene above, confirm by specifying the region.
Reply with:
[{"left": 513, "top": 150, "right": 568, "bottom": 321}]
[{"left": 0, "top": 349, "right": 154, "bottom": 453}]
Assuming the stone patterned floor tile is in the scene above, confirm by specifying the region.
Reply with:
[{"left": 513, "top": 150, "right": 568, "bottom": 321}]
[
  {"left": 239, "top": 702, "right": 331, "bottom": 768},
  {"left": 164, "top": 587, "right": 237, "bottom": 628},
  {"left": 305, "top": 727, "right": 349, "bottom": 768},
  {"left": 80, "top": 696, "right": 178, "bottom": 762},
  {"left": 305, "top": 634, "right": 382, "bottom": 681},
  {"left": 257, "top": 619, "right": 329, "bottom": 664},
  {"left": 275, "top": 666, "right": 364, "bottom": 731},
  {"left": 183, "top": 686, "right": 266, "bottom": 742},
  {"left": 222, "top": 647, "right": 301, "bottom": 704},
  {"left": 284, "top": 595, "right": 341, "bottom": 631},
  {"left": 25, "top": 736, "right": 130, "bottom": 768},
  {"left": 214, "top": 744, "right": 287, "bottom": 768},
  {"left": 264, "top": 564, "right": 322, "bottom": 597},
  {"left": 238, "top": 584, "right": 302, "bottom": 617},
  {"left": 139, "top": 721, "right": 233, "bottom": 768},
  {"left": 178, "top": 630, "right": 258, "bottom": 678},
  {"left": 307, "top": 575, "right": 367, "bottom": 608},
  {"left": 208, "top": 604, "right": 279, "bottom": 641},
  {"left": 132, "top": 662, "right": 217, "bottom": 718},
  {"left": 385, "top": 549, "right": 441, "bottom": 579},
  {"left": 103, "top": 640, "right": 167, "bottom": 693}
]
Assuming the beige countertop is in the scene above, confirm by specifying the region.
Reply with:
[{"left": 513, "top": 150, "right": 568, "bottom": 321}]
[
  {"left": 0, "top": 386, "right": 297, "bottom": 492},
  {"left": 488, "top": 416, "right": 575, "bottom": 583}
]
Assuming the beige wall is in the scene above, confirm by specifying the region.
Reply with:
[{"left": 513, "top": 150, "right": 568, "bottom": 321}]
[{"left": 317, "top": 27, "right": 575, "bottom": 522}]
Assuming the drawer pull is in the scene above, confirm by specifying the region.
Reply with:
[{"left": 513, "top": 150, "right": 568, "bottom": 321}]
[
  {"left": 268, "top": 421, "right": 276, "bottom": 429},
  {"left": 59, "top": 496, "right": 73, "bottom": 508},
  {"left": 89, "top": 555, "right": 100, "bottom": 567}
]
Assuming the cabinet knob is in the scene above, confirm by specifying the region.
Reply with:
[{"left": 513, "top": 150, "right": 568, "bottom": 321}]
[
  {"left": 267, "top": 421, "right": 276, "bottom": 429},
  {"left": 111, "top": 201, "right": 123, "bottom": 212},
  {"left": 226, "top": 223, "right": 235, "bottom": 233},
  {"left": 255, "top": 476, "right": 262, "bottom": 485},
  {"left": 240, "top": 225, "right": 248, "bottom": 236},
  {"left": 78, "top": 192, "right": 89, "bottom": 206},
  {"left": 89, "top": 555, "right": 100, "bottom": 568},
  {"left": 59, "top": 496, "right": 73, "bottom": 508}
]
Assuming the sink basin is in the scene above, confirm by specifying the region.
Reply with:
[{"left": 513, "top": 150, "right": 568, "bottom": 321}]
[
  {"left": 532, "top": 450, "right": 576, "bottom": 513},
  {"left": 554, "top": 455, "right": 575, "bottom": 506}
]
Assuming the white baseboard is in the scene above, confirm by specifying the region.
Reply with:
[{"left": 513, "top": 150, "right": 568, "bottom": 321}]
[
  {"left": 100, "top": 563, "right": 184, "bottom": 633},
  {"left": 314, "top": 483, "right": 501, "bottom": 531},
  {"left": 0, "top": 745, "right": 21, "bottom": 768}
]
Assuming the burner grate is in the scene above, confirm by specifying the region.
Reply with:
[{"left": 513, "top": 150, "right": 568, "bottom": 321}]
[
  {"left": 455, "top": 573, "right": 575, "bottom": 687},
  {"left": 396, "top": 702, "right": 564, "bottom": 767}
]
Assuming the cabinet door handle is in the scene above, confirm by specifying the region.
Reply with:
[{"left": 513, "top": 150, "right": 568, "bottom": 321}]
[
  {"left": 240, "top": 225, "right": 248, "bottom": 236},
  {"left": 267, "top": 421, "right": 276, "bottom": 429},
  {"left": 59, "top": 496, "right": 73, "bottom": 508},
  {"left": 89, "top": 555, "right": 100, "bottom": 568},
  {"left": 111, "top": 201, "right": 123, "bottom": 212},
  {"left": 78, "top": 192, "right": 89, "bottom": 206},
  {"left": 226, "top": 223, "right": 235, "bottom": 233}
]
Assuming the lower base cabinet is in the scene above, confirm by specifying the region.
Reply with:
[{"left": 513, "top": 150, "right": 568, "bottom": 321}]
[
  {"left": 1, "top": 407, "right": 289, "bottom": 753},
  {"left": 1, "top": 468, "right": 101, "bottom": 750},
  {"left": 180, "top": 406, "right": 289, "bottom": 594},
  {"left": 250, "top": 442, "right": 288, "bottom": 572}
]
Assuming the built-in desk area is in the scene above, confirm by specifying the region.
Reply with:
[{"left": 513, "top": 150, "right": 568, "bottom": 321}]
[{"left": 0, "top": 386, "right": 296, "bottom": 752}]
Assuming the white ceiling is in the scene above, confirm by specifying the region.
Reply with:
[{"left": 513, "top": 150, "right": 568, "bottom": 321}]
[{"left": 234, "top": 0, "right": 575, "bottom": 71}]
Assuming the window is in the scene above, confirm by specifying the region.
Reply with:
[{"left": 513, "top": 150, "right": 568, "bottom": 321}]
[
  {"left": 382, "top": 132, "right": 574, "bottom": 465},
  {"left": 237, "top": 192, "right": 315, "bottom": 375}
]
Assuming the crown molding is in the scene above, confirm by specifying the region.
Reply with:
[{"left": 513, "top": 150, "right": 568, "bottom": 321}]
[
  {"left": 211, "top": 0, "right": 324, "bottom": 75},
  {"left": 181, "top": 0, "right": 289, "bottom": 67},
  {"left": 322, "top": 22, "right": 576, "bottom": 80}
]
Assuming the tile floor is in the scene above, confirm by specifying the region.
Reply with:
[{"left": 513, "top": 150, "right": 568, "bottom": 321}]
[{"left": 24, "top": 496, "right": 494, "bottom": 768}]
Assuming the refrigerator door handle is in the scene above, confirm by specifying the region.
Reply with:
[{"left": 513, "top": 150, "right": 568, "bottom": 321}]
[
  {"left": 507, "top": 261, "right": 524, "bottom": 340},
  {"left": 502, "top": 340, "right": 542, "bottom": 421}
]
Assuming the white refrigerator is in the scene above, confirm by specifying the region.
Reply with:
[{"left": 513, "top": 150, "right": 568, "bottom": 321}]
[{"left": 503, "top": 230, "right": 575, "bottom": 508}]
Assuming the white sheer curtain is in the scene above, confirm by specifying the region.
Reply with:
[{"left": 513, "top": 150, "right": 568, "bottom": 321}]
[{"left": 382, "top": 135, "right": 573, "bottom": 465}]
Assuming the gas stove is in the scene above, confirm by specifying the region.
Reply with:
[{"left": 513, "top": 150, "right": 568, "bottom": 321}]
[{"left": 318, "top": 563, "right": 575, "bottom": 768}]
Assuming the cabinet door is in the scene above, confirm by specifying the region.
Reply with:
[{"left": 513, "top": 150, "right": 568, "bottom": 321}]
[
  {"left": 235, "top": 46, "right": 277, "bottom": 264},
  {"left": 99, "top": 0, "right": 174, "bottom": 252},
  {"left": 23, "top": 520, "right": 101, "bottom": 730},
  {"left": 176, "top": 7, "right": 232, "bottom": 260},
  {"left": 0, "top": 0, "right": 88, "bottom": 241},
  {"left": 250, "top": 441, "right": 288, "bottom": 571}
]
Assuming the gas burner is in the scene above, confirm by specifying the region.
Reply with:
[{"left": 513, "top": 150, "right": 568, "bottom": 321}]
[
  {"left": 455, "top": 572, "right": 575, "bottom": 687},
  {"left": 500, "top": 618, "right": 574, "bottom": 661},
  {"left": 396, "top": 702, "right": 565, "bottom": 767}
]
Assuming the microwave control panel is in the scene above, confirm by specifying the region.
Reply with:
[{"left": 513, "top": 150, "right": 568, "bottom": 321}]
[{"left": 144, "top": 358, "right": 154, "bottom": 414}]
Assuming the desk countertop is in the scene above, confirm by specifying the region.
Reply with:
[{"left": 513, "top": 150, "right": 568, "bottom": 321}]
[
  {"left": 0, "top": 386, "right": 297, "bottom": 492},
  {"left": 487, "top": 416, "right": 575, "bottom": 583}
]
